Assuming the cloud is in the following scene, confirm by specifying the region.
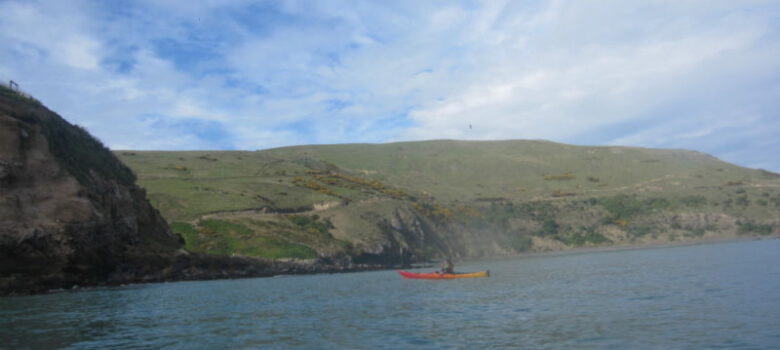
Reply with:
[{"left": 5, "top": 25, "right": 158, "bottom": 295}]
[
  {"left": 401, "top": 1, "right": 774, "bottom": 137},
  {"left": 0, "top": 1, "right": 102, "bottom": 70},
  {"left": 0, "top": 0, "right": 778, "bottom": 171}
]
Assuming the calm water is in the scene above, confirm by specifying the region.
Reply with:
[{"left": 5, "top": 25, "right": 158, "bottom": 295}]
[{"left": 2, "top": 239, "right": 779, "bottom": 349}]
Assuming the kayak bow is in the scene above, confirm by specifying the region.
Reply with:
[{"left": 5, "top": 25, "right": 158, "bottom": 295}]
[{"left": 398, "top": 270, "right": 490, "bottom": 279}]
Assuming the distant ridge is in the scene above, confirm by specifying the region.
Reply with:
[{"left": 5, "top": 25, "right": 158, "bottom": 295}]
[{"left": 117, "top": 138, "right": 780, "bottom": 266}]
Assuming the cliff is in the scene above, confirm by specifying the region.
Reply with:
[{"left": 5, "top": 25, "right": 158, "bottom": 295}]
[
  {"left": 0, "top": 86, "right": 181, "bottom": 294},
  {"left": 0, "top": 86, "right": 402, "bottom": 296}
]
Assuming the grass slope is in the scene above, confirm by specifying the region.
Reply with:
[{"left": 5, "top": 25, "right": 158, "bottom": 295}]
[
  {"left": 117, "top": 140, "right": 780, "bottom": 260},
  {"left": 262, "top": 140, "right": 766, "bottom": 202}
]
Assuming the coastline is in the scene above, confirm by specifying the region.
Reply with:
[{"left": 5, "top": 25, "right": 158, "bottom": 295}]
[
  {"left": 4, "top": 233, "right": 776, "bottom": 297},
  {"left": 73, "top": 234, "right": 780, "bottom": 287}
]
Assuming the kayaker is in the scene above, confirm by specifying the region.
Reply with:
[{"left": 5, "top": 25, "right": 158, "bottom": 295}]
[{"left": 440, "top": 258, "right": 454, "bottom": 274}]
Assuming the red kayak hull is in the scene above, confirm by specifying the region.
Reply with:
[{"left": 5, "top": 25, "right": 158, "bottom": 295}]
[{"left": 397, "top": 270, "right": 489, "bottom": 279}]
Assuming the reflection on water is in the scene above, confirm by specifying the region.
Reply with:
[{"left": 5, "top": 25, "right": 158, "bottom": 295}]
[{"left": 2, "top": 239, "right": 779, "bottom": 349}]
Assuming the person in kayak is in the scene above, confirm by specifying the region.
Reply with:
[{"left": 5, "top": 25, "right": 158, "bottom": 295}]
[{"left": 439, "top": 258, "right": 454, "bottom": 274}]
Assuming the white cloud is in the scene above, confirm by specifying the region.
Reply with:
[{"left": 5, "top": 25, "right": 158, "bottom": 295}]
[
  {"left": 0, "top": 0, "right": 778, "bottom": 171},
  {"left": 60, "top": 35, "right": 101, "bottom": 70}
]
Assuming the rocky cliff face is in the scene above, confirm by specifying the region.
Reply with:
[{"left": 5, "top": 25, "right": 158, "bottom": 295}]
[
  {"left": 0, "top": 89, "right": 186, "bottom": 294},
  {"left": 354, "top": 205, "right": 444, "bottom": 265},
  {"left": 0, "top": 88, "right": 395, "bottom": 296}
]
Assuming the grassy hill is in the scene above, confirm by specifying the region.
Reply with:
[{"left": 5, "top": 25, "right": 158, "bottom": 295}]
[
  {"left": 263, "top": 140, "right": 771, "bottom": 200},
  {"left": 117, "top": 140, "right": 780, "bottom": 264}
]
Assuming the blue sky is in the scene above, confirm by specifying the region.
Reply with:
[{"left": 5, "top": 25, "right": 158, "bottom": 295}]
[{"left": 1, "top": 0, "right": 779, "bottom": 172}]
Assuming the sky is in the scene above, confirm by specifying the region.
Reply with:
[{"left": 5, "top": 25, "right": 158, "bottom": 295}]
[{"left": 1, "top": 0, "right": 779, "bottom": 172}]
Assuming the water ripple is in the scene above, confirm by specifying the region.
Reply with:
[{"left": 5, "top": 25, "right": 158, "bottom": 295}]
[{"left": 1, "top": 239, "right": 779, "bottom": 349}]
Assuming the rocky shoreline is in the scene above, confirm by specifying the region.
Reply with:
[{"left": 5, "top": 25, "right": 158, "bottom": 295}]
[
  {"left": 8, "top": 235, "right": 777, "bottom": 297},
  {"left": 1, "top": 251, "right": 402, "bottom": 296}
]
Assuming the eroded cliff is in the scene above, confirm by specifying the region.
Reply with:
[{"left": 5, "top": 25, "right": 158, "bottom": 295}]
[{"left": 0, "top": 88, "right": 189, "bottom": 294}]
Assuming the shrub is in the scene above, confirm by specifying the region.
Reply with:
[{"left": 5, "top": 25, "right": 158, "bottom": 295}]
[
  {"left": 552, "top": 190, "right": 576, "bottom": 197},
  {"left": 598, "top": 194, "right": 643, "bottom": 222},
  {"left": 509, "top": 234, "right": 533, "bottom": 252},
  {"left": 544, "top": 173, "right": 575, "bottom": 181},
  {"left": 686, "top": 228, "right": 706, "bottom": 237},
  {"left": 645, "top": 197, "right": 671, "bottom": 210},
  {"left": 537, "top": 219, "right": 559, "bottom": 237},
  {"left": 517, "top": 201, "right": 557, "bottom": 221},
  {"left": 598, "top": 195, "right": 672, "bottom": 225},
  {"left": 737, "top": 222, "right": 772, "bottom": 236},
  {"left": 679, "top": 196, "right": 706, "bottom": 207},
  {"left": 288, "top": 214, "right": 334, "bottom": 235},
  {"left": 170, "top": 221, "right": 198, "bottom": 249},
  {"left": 558, "top": 227, "right": 610, "bottom": 246},
  {"left": 0, "top": 84, "right": 41, "bottom": 105},
  {"left": 292, "top": 177, "right": 340, "bottom": 197},
  {"left": 612, "top": 219, "right": 629, "bottom": 228},
  {"left": 327, "top": 173, "right": 410, "bottom": 199},
  {"left": 413, "top": 202, "right": 454, "bottom": 221},
  {"left": 32, "top": 104, "right": 137, "bottom": 188},
  {"left": 630, "top": 225, "right": 651, "bottom": 237},
  {"left": 200, "top": 219, "right": 253, "bottom": 236}
]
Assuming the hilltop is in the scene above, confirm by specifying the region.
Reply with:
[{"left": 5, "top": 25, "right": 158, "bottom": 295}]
[{"left": 117, "top": 140, "right": 780, "bottom": 265}]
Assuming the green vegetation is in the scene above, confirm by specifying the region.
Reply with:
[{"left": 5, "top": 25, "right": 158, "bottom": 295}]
[
  {"left": 596, "top": 195, "right": 709, "bottom": 228},
  {"left": 538, "top": 219, "right": 560, "bottom": 237},
  {"left": 598, "top": 195, "right": 652, "bottom": 225},
  {"left": 292, "top": 177, "right": 341, "bottom": 198},
  {"left": 558, "top": 227, "right": 610, "bottom": 246},
  {"left": 0, "top": 84, "right": 138, "bottom": 189},
  {"left": 288, "top": 214, "right": 334, "bottom": 235},
  {"left": 169, "top": 219, "right": 318, "bottom": 259},
  {"left": 413, "top": 202, "right": 455, "bottom": 222},
  {"left": 170, "top": 222, "right": 198, "bottom": 250},
  {"left": 0, "top": 84, "right": 41, "bottom": 106},
  {"left": 737, "top": 221, "right": 773, "bottom": 236},
  {"left": 509, "top": 233, "right": 533, "bottom": 252},
  {"left": 32, "top": 99, "right": 137, "bottom": 188},
  {"left": 116, "top": 139, "right": 780, "bottom": 261},
  {"left": 679, "top": 195, "right": 707, "bottom": 207},
  {"left": 685, "top": 228, "right": 707, "bottom": 238},
  {"left": 629, "top": 225, "right": 652, "bottom": 238}
]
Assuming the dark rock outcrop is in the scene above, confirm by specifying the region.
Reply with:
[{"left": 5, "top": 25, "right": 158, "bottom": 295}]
[
  {"left": 355, "top": 206, "right": 442, "bottom": 266},
  {"left": 0, "top": 87, "right": 187, "bottom": 294},
  {"left": 0, "top": 87, "right": 392, "bottom": 296}
]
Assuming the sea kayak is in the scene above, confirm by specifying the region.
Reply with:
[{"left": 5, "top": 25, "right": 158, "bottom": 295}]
[{"left": 398, "top": 270, "right": 490, "bottom": 279}]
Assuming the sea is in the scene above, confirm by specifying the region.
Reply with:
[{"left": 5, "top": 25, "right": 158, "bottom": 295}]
[{"left": 1, "top": 239, "right": 779, "bottom": 349}]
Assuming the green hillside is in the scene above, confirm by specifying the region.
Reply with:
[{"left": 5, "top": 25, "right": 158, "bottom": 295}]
[
  {"left": 117, "top": 140, "right": 780, "bottom": 264},
  {"left": 262, "top": 140, "right": 763, "bottom": 201}
]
